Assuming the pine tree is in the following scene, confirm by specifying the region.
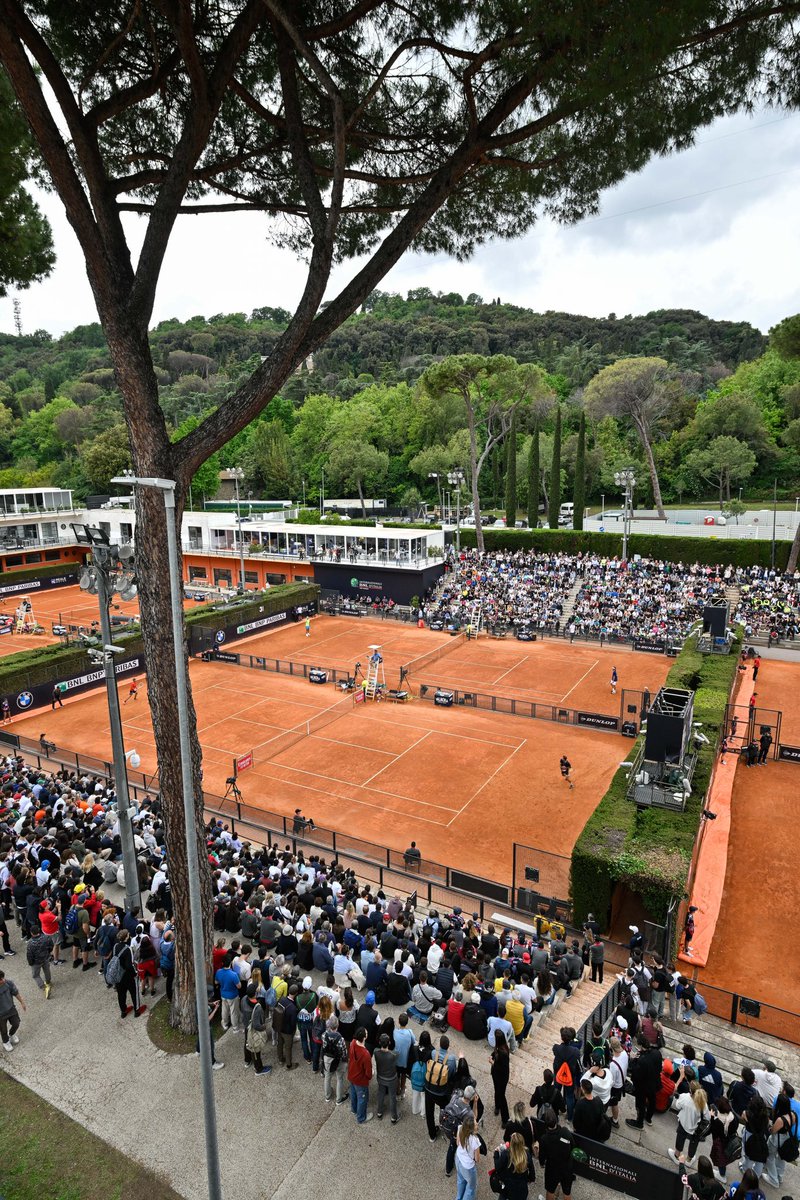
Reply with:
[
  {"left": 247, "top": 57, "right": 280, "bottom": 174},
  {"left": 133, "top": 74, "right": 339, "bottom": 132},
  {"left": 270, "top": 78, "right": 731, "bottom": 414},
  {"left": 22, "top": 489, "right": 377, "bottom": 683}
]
[
  {"left": 573, "top": 410, "right": 586, "bottom": 530},
  {"left": 548, "top": 406, "right": 561, "bottom": 529},
  {"left": 504, "top": 410, "right": 517, "bottom": 528},
  {"left": 527, "top": 422, "right": 539, "bottom": 528}
]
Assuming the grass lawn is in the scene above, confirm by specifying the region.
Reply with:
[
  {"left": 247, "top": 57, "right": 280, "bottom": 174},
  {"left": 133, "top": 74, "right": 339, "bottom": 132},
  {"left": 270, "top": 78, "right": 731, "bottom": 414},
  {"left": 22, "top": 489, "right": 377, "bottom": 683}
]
[
  {"left": 0, "top": 1072, "right": 184, "bottom": 1200},
  {"left": 146, "top": 995, "right": 224, "bottom": 1055}
]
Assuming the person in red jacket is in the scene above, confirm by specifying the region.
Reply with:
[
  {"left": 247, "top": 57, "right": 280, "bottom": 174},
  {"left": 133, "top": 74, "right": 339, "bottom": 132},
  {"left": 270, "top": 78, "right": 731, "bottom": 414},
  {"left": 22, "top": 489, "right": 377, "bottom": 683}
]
[
  {"left": 655, "top": 1058, "right": 677, "bottom": 1113},
  {"left": 347, "top": 1026, "right": 373, "bottom": 1124},
  {"left": 38, "top": 900, "right": 62, "bottom": 965}
]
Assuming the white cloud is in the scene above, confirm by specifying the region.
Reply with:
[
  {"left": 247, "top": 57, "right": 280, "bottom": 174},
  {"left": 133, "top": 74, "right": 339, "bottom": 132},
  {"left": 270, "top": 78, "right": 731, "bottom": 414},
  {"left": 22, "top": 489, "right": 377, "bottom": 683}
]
[{"left": 1, "top": 111, "right": 798, "bottom": 339}]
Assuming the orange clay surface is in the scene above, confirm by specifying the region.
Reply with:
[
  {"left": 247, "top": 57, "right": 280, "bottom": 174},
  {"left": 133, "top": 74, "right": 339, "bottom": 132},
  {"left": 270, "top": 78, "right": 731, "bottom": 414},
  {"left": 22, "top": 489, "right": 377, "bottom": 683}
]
[
  {"left": 0, "top": 583, "right": 210, "bottom": 657},
  {"left": 693, "top": 658, "right": 800, "bottom": 1029},
  {"left": 9, "top": 615, "right": 669, "bottom": 893}
]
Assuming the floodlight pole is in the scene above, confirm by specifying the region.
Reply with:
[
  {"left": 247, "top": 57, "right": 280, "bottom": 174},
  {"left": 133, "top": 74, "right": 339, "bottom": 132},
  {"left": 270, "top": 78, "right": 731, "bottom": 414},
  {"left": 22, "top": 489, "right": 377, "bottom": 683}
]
[
  {"left": 73, "top": 532, "right": 140, "bottom": 914},
  {"left": 112, "top": 473, "right": 222, "bottom": 1200}
]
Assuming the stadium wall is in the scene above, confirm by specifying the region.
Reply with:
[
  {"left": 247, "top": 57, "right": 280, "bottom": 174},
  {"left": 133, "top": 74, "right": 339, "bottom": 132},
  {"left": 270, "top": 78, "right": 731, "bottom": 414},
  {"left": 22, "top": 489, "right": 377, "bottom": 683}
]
[
  {"left": 570, "top": 631, "right": 742, "bottom": 933},
  {"left": 459, "top": 527, "right": 791, "bottom": 568}
]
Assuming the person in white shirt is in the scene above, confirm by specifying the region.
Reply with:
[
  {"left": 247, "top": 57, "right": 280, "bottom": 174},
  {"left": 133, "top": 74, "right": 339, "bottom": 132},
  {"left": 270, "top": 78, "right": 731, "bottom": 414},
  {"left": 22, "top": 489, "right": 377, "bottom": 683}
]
[
  {"left": 454, "top": 1115, "right": 481, "bottom": 1196},
  {"left": 581, "top": 1054, "right": 613, "bottom": 1106},
  {"left": 754, "top": 1061, "right": 782, "bottom": 1107},
  {"left": 608, "top": 1036, "right": 629, "bottom": 1127}
]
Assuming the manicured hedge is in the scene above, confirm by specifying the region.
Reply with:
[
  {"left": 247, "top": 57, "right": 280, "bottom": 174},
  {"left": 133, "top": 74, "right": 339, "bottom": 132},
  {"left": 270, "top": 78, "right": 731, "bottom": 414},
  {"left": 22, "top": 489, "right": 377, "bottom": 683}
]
[
  {"left": 459, "top": 526, "right": 791, "bottom": 569},
  {"left": 570, "top": 630, "right": 741, "bottom": 929},
  {"left": 0, "top": 582, "right": 318, "bottom": 696},
  {"left": 0, "top": 562, "right": 83, "bottom": 587}
]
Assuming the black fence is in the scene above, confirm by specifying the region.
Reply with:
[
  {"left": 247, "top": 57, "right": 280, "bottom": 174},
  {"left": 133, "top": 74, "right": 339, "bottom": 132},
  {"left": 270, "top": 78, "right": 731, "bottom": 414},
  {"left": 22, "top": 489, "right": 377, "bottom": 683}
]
[
  {"left": 417, "top": 683, "right": 620, "bottom": 734},
  {"left": 512, "top": 842, "right": 573, "bottom": 921},
  {"left": 723, "top": 702, "right": 782, "bottom": 760},
  {"left": 200, "top": 647, "right": 356, "bottom": 687}
]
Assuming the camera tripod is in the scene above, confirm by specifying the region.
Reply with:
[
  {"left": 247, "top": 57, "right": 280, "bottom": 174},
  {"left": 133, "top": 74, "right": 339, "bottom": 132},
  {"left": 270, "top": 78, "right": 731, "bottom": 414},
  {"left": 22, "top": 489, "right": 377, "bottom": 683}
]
[{"left": 223, "top": 776, "right": 244, "bottom": 805}]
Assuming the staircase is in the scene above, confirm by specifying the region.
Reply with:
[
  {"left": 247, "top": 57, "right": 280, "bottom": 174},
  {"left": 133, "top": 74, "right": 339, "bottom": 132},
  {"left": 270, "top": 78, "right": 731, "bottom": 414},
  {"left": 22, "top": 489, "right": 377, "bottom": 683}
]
[
  {"left": 558, "top": 575, "right": 585, "bottom": 631},
  {"left": 509, "top": 974, "right": 613, "bottom": 1093},
  {"left": 467, "top": 599, "right": 484, "bottom": 637},
  {"left": 659, "top": 1009, "right": 800, "bottom": 1088},
  {"left": 364, "top": 649, "right": 385, "bottom": 699}
]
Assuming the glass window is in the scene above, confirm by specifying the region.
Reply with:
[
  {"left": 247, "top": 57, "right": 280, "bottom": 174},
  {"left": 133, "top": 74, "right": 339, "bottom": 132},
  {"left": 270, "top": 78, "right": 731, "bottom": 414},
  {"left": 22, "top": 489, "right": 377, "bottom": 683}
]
[
  {"left": 244, "top": 571, "right": 259, "bottom": 584},
  {"left": 213, "top": 568, "right": 232, "bottom": 585},
  {"left": 266, "top": 573, "right": 286, "bottom": 585},
  {"left": 5, "top": 555, "right": 23, "bottom": 566},
  {"left": 45, "top": 550, "right": 61, "bottom": 561},
  {"left": 25, "top": 552, "right": 42, "bottom": 564},
  {"left": 189, "top": 566, "right": 208, "bottom": 580}
]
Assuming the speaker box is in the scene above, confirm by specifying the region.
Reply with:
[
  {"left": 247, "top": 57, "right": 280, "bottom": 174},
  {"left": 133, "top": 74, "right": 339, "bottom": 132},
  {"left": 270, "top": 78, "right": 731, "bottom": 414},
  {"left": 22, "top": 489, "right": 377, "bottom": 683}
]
[
  {"left": 702, "top": 603, "right": 728, "bottom": 638},
  {"left": 644, "top": 711, "right": 685, "bottom": 763}
]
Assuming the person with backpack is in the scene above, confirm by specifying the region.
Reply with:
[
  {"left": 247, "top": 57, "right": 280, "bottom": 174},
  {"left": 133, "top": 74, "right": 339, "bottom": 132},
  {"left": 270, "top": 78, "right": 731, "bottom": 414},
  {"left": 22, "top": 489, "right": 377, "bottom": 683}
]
[
  {"left": 159, "top": 929, "right": 175, "bottom": 1001},
  {"left": 493, "top": 1130, "right": 536, "bottom": 1199},
  {"left": 347, "top": 1026, "right": 374, "bottom": 1124},
  {"left": 739, "top": 1093, "right": 771, "bottom": 1179},
  {"left": 26, "top": 923, "right": 54, "bottom": 999},
  {"left": 107, "top": 929, "right": 146, "bottom": 1019},
  {"left": 425, "top": 1033, "right": 457, "bottom": 1140},
  {"left": 626, "top": 1034, "right": 662, "bottom": 1129},
  {"left": 244, "top": 989, "right": 272, "bottom": 1077},
  {"left": 538, "top": 1107, "right": 575, "bottom": 1200},
  {"left": 573, "top": 1078, "right": 612, "bottom": 1142},
  {"left": 374, "top": 1032, "right": 399, "bottom": 1122},
  {"left": 582, "top": 1020, "right": 610, "bottom": 1069},
  {"left": 530, "top": 1069, "right": 566, "bottom": 1139},
  {"left": 552, "top": 1027, "right": 582, "bottom": 1122},
  {"left": 442, "top": 1085, "right": 480, "bottom": 1178},
  {"left": 296, "top": 975, "right": 317, "bottom": 1064},
  {"left": 134, "top": 928, "right": 158, "bottom": 997},
  {"left": 321, "top": 1014, "right": 349, "bottom": 1104},
  {"left": 69, "top": 897, "right": 94, "bottom": 972},
  {"left": 764, "top": 1091, "right": 798, "bottom": 1189},
  {"left": 726, "top": 1167, "right": 766, "bottom": 1200},
  {"left": 393, "top": 1011, "right": 416, "bottom": 1098}
]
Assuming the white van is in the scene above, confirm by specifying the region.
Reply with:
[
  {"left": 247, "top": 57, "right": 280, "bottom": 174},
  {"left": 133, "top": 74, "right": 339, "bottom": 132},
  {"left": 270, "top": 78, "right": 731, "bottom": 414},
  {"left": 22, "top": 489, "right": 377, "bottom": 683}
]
[{"left": 558, "top": 502, "right": 574, "bottom": 527}]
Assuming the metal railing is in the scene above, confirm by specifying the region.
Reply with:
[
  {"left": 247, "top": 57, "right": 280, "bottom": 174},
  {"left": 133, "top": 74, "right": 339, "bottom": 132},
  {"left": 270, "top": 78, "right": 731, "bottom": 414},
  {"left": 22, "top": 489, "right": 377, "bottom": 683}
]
[
  {"left": 182, "top": 541, "right": 440, "bottom": 569},
  {"left": 416, "top": 681, "right": 621, "bottom": 733}
]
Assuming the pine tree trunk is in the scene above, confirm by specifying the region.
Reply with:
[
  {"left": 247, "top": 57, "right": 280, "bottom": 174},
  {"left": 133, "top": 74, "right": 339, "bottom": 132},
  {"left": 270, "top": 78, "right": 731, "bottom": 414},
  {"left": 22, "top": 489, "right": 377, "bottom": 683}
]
[
  {"left": 527, "top": 423, "right": 539, "bottom": 528},
  {"left": 467, "top": 409, "right": 484, "bottom": 553},
  {"left": 637, "top": 418, "right": 666, "bottom": 519},
  {"left": 504, "top": 410, "right": 517, "bottom": 528},
  {"left": 109, "top": 330, "right": 213, "bottom": 1035},
  {"left": 548, "top": 406, "right": 561, "bottom": 529},
  {"left": 573, "top": 411, "right": 586, "bottom": 531}
]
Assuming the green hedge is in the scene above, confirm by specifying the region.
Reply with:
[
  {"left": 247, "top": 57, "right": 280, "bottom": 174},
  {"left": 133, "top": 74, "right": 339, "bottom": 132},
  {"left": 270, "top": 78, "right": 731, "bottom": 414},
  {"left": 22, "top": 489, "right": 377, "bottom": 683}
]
[
  {"left": 0, "top": 562, "right": 83, "bottom": 588},
  {"left": 570, "top": 630, "right": 741, "bottom": 929},
  {"left": 459, "top": 526, "right": 790, "bottom": 569},
  {"left": 0, "top": 582, "right": 318, "bottom": 695}
]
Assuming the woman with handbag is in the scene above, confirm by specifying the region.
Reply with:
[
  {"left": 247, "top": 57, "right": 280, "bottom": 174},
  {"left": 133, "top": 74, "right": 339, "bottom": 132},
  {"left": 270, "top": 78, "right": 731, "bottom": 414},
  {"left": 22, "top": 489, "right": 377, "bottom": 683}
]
[
  {"left": 764, "top": 1092, "right": 798, "bottom": 1190},
  {"left": 667, "top": 1081, "right": 710, "bottom": 1166},
  {"left": 245, "top": 993, "right": 271, "bottom": 1076},
  {"left": 492, "top": 1132, "right": 536, "bottom": 1198}
]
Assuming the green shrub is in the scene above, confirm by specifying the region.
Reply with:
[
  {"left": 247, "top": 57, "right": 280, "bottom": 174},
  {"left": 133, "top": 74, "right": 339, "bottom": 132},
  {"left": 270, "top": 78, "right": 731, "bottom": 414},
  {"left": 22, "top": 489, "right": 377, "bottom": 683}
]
[
  {"left": 0, "top": 562, "right": 83, "bottom": 588},
  {"left": 459, "top": 527, "right": 790, "bottom": 569},
  {"left": 570, "top": 632, "right": 741, "bottom": 927},
  {"left": 0, "top": 583, "right": 318, "bottom": 695}
]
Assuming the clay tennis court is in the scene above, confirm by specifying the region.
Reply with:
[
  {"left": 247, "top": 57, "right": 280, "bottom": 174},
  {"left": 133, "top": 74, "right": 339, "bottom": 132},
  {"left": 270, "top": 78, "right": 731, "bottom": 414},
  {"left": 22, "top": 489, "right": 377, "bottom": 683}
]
[
  {"left": 7, "top": 614, "right": 669, "bottom": 890},
  {"left": 234, "top": 615, "right": 671, "bottom": 715},
  {"left": 697, "top": 658, "right": 800, "bottom": 1026},
  {"left": 0, "top": 583, "right": 210, "bottom": 658}
]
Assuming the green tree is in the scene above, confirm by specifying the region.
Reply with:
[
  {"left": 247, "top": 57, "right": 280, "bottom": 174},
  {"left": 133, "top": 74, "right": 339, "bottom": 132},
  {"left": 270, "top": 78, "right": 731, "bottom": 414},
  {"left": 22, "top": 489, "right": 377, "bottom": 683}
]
[
  {"left": 80, "top": 425, "right": 131, "bottom": 492},
  {"left": 548, "top": 406, "right": 562, "bottom": 529},
  {"left": 584, "top": 357, "right": 674, "bottom": 518},
  {"left": 326, "top": 437, "right": 389, "bottom": 519},
  {"left": 573, "top": 410, "right": 586, "bottom": 530},
  {"left": 527, "top": 424, "right": 540, "bottom": 528},
  {"left": 684, "top": 435, "right": 756, "bottom": 507},
  {"left": 770, "top": 314, "right": 800, "bottom": 362},
  {"left": 504, "top": 409, "right": 518, "bottom": 527},
  {"left": 0, "top": 66, "right": 54, "bottom": 295},
  {"left": 12, "top": 396, "right": 80, "bottom": 463},
  {"left": 3, "top": 0, "right": 797, "bottom": 1035},
  {"left": 243, "top": 419, "right": 295, "bottom": 497}
]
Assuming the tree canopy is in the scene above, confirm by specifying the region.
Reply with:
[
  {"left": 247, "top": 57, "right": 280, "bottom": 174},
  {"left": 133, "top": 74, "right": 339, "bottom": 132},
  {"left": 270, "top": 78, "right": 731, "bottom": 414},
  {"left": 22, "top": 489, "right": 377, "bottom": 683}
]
[{"left": 0, "top": 66, "right": 54, "bottom": 296}]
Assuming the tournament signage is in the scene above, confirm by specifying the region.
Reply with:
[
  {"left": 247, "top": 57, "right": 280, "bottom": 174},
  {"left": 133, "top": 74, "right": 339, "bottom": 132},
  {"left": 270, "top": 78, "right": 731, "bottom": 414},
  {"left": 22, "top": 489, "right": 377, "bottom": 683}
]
[
  {"left": 213, "top": 650, "right": 240, "bottom": 663},
  {"left": 236, "top": 610, "right": 289, "bottom": 635},
  {"left": 632, "top": 638, "right": 667, "bottom": 654},
  {"left": 235, "top": 751, "right": 254, "bottom": 774},
  {"left": 577, "top": 711, "right": 619, "bottom": 731},
  {"left": 11, "top": 653, "right": 142, "bottom": 713},
  {"left": 571, "top": 1134, "right": 682, "bottom": 1200},
  {"left": 778, "top": 744, "right": 800, "bottom": 763},
  {"left": 0, "top": 571, "right": 79, "bottom": 598}
]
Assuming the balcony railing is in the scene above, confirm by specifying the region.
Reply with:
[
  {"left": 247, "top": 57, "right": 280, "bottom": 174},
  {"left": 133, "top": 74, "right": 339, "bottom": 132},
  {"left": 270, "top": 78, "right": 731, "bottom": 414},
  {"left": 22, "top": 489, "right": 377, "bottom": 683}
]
[{"left": 182, "top": 540, "right": 441, "bottom": 569}]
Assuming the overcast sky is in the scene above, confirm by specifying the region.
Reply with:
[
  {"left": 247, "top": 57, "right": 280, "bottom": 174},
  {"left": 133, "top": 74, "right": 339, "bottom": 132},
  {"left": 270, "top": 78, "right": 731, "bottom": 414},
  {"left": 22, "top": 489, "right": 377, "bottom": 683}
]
[{"left": 1, "top": 109, "right": 798, "bottom": 339}]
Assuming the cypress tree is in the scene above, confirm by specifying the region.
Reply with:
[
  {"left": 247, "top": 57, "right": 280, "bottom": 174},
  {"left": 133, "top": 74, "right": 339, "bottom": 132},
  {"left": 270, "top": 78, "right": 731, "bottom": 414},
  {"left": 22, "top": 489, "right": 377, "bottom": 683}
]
[
  {"left": 548, "top": 405, "right": 561, "bottom": 529},
  {"left": 573, "top": 410, "right": 586, "bottom": 530},
  {"left": 504, "top": 410, "right": 517, "bottom": 528},
  {"left": 527, "top": 422, "right": 539, "bottom": 528}
]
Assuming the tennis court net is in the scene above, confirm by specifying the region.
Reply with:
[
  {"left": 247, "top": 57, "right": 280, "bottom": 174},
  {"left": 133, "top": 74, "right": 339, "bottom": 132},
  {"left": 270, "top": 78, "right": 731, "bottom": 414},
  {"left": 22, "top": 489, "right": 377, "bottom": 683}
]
[
  {"left": 263, "top": 691, "right": 356, "bottom": 761},
  {"left": 401, "top": 630, "right": 466, "bottom": 680}
]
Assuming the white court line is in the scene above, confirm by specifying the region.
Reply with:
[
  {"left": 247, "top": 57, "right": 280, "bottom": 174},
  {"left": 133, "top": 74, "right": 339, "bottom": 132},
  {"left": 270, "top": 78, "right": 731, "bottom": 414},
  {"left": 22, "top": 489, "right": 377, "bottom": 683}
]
[
  {"left": 492, "top": 655, "right": 529, "bottom": 684},
  {"left": 356, "top": 711, "right": 521, "bottom": 749},
  {"left": 560, "top": 659, "right": 600, "bottom": 704},
  {"left": 264, "top": 757, "right": 459, "bottom": 814},
  {"left": 245, "top": 768, "right": 451, "bottom": 825},
  {"left": 447, "top": 738, "right": 527, "bottom": 828},
  {"left": 361, "top": 730, "right": 431, "bottom": 787}
]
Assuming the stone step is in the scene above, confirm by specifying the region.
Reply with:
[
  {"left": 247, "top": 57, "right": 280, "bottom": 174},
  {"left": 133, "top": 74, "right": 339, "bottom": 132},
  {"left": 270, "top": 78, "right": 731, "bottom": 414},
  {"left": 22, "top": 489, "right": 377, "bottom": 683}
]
[{"left": 660, "top": 1012, "right": 800, "bottom": 1085}]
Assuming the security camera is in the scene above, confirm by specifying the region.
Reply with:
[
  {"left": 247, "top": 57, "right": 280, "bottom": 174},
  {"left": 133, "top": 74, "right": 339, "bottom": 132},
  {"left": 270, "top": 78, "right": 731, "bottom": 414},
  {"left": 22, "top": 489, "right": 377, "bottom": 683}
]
[
  {"left": 104, "top": 644, "right": 125, "bottom": 654},
  {"left": 701, "top": 809, "right": 717, "bottom": 821},
  {"left": 619, "top": 761, "right": 634, "bottom": 769}
]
